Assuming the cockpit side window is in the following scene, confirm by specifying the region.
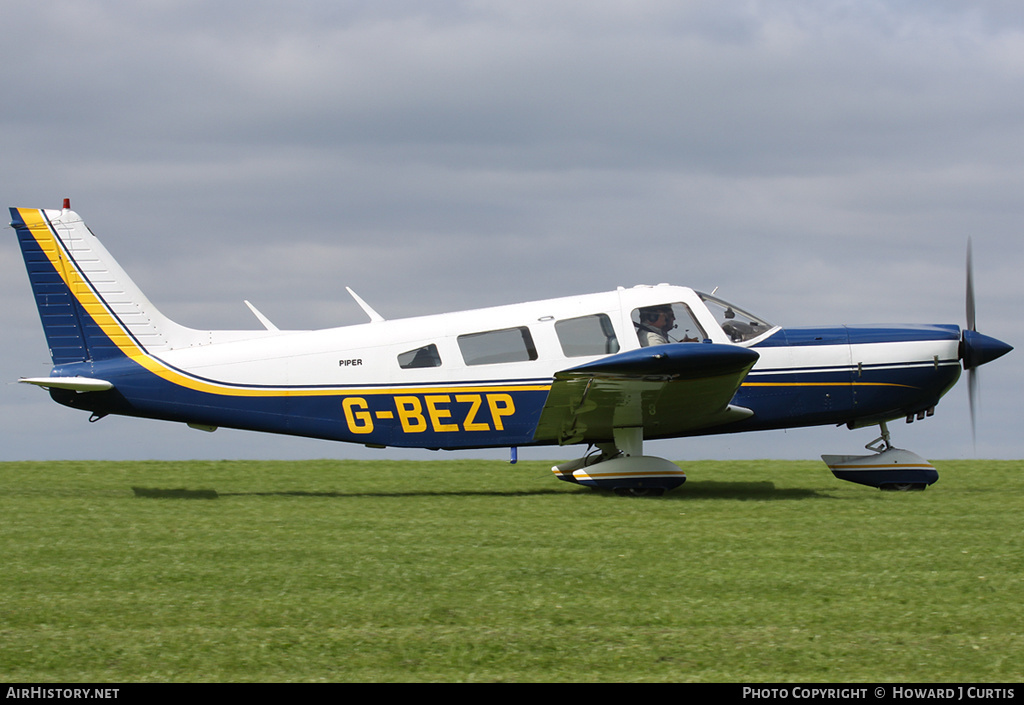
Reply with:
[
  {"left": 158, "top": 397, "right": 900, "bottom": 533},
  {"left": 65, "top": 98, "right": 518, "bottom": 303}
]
[
  {"left": 398, "top": 343, "right": 442, "bottom": 369},
  {"left": 555, "top": 314, "right": 620, "bottom": 357},
  {"left": 632, "top": 303, "right": 704, "bottom": 347},
  {"left": 458, "top": 327, "right": 538, "bottom": 366},
  {"left": 698, "top": 293, "right": 774, "bottom": 343}
]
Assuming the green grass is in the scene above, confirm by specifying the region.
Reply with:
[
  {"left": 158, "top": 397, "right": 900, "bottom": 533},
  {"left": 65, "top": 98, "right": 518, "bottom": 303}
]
[{"left": 0, "top": 458, "right": 1021, "bottom": 682}]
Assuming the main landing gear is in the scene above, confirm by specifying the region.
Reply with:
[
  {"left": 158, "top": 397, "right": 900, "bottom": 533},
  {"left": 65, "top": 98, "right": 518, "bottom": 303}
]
[
  {"left": 552, "top": 427, "right": 686, "bottom": 497},
  {"left": 822, "top": 421, "right": 939, "bottom": 491}
]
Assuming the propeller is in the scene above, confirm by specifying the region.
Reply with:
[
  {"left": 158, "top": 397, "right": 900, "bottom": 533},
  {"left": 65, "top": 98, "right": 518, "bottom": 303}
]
[
  {"left": 959, "top": 238, "right": 1013, "bottom": 446},
  {"left": 966, "top": 238, "right": 975, "bottom": 332},
  {"left": 966, "top": 238, "right": 978, "bottom": 443}
]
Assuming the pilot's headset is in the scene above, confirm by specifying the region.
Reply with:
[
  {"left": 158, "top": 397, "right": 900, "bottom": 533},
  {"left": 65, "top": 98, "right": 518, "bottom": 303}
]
[{"left": 641, "top": 307, "right": 674, "bottom": 328}]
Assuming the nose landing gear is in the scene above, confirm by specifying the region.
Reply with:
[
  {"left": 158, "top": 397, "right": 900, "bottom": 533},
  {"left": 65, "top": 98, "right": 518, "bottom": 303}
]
[{"left": 823, "top": 422, "right": 938, "bottom": 491}]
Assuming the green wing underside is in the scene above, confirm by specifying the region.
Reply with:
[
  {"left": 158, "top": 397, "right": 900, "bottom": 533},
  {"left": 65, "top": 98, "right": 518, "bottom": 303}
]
[{"left": 533, "top": 343, "right": 759, "bottom": 445}]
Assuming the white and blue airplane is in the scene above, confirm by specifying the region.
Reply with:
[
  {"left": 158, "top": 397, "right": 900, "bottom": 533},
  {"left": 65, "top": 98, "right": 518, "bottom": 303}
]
[{"left": 11, "top": 201, "right": 1012, "bottom": 495}]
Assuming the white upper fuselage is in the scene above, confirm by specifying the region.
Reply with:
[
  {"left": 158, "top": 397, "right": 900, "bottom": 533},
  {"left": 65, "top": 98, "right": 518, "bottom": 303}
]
[{"left": 157, "top": 284, "right": 761, "bottom": 389}]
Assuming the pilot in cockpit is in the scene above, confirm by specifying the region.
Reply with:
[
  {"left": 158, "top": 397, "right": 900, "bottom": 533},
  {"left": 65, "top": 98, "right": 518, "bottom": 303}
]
[{"left": 636, "top": 306, "right": 675, "bottom": 347}]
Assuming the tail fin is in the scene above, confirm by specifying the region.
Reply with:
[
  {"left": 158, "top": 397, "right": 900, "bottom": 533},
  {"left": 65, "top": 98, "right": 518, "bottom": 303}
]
[{"left": 11, "top": 203, "right": 203, "bottom": 365}]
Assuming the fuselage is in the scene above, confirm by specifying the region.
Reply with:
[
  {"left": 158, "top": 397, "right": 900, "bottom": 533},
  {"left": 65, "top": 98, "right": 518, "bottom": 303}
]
[{"left": 47, "top": 283, "right": 963, "bottom": 451}]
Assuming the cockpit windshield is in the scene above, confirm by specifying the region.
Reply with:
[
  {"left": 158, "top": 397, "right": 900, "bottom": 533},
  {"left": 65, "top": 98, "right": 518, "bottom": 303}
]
[{"left": 698, "top": 292, "right": 775, "bottom": 343}]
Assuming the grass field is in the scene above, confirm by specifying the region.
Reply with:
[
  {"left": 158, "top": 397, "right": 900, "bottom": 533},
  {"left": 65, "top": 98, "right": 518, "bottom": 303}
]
[{"left": 0, "top": 458, "right": 1021, "bottom": 683}]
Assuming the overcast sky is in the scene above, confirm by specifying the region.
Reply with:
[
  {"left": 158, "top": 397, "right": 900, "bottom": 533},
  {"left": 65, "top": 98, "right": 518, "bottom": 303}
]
[{"left": 2, "top": 1, "right": 1021, "bottom": 466}]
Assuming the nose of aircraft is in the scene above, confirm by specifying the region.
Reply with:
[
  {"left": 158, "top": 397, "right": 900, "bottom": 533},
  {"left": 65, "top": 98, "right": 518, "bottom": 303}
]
[{"left": 960, "top": 329, "right": 1013, "bottom": 370}]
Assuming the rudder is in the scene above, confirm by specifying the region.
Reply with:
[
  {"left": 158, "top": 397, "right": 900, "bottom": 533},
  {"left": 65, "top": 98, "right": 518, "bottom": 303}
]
[
  {"left": 11, "top": 203, "right": 199, "bottom": 365},
  {"left": 12, "top": 206, "right": 96, "bottom": 364}
]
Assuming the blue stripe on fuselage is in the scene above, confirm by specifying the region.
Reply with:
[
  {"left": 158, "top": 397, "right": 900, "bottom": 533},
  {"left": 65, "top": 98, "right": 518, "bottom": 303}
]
[{"left": 753, "top": 324, "right": 961, "bottom": 348}]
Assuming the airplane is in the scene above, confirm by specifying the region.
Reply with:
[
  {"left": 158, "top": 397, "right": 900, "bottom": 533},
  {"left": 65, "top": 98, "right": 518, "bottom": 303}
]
[{"left": 10, "top": 200, "right": 1013, "bottom": 495}]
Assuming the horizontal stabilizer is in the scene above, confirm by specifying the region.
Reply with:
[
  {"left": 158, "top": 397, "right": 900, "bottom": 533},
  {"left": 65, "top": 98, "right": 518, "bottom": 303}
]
[{"left": 19, "top": 377, "right": 113, "bottom": 392}]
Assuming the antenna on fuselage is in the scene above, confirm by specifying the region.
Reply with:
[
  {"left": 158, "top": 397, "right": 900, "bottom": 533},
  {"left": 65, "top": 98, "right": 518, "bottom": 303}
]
[
  {"left": 244, "top": 300, "right": 279, "bottom": 331},
  {"left": 346, "top": 287, "right": 386, "bottom": 323}
]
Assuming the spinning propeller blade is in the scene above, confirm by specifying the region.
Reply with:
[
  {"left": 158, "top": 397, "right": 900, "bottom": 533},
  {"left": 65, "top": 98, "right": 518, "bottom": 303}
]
[
  {"left": 966, "top": 238, "right": 976, "bottom": 333},
  {"left": 967, "top": 238, "right": 977, "bottom": 444},
  {"left": 958, "top": 238, "right": 1012, "bottom": 447}
]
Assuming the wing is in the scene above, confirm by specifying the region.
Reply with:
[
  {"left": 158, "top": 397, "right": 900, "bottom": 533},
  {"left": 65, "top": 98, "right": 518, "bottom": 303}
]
[{"left": 533, "top": 343, "right": 759, "bottom": 445}]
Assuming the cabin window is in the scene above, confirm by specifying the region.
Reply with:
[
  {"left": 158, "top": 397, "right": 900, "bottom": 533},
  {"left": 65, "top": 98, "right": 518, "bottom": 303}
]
[
  {"left": 458, "top": 327, "right": 538, "bottom": 366},
  {"left": 632, "top": 303, "right": 705, "bottom": 347},
  {"left": 398, "top": 343, "right": 442, "bottom": 369},
  {"left": 555, "top": 314, "right": 620, "bottom": 357}
]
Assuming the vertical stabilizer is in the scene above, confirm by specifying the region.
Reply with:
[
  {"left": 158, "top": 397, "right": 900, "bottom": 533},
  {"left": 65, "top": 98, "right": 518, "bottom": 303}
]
[{"left": 11, "top": 205, "right": 205, "bottom": 365}]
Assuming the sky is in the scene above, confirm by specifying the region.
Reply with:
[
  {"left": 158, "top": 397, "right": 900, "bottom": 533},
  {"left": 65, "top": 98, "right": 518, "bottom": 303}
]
[{"left": 2, "top": 1, "right": 1021, "bottom": 465}]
